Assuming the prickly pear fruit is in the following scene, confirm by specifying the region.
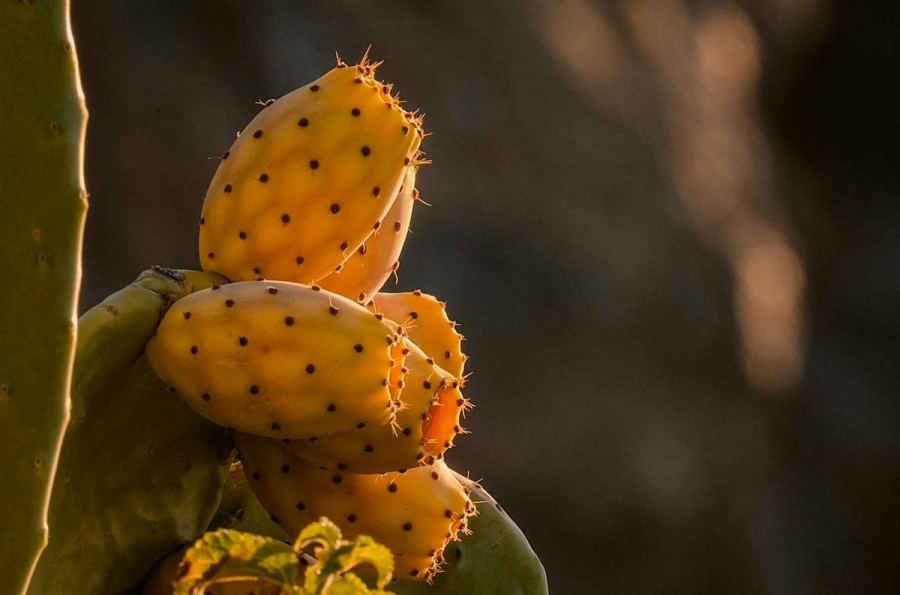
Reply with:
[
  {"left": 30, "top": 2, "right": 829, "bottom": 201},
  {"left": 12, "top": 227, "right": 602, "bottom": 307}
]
[
  {"left": 392, "top": 473, "right": 549, "bottom": 595},
  {"left": 370, "top": 291, "right": 466, "bottom": 378},
  {"left": 146, "top": 280, "right": 402, "bottom": 439},
  {"left": 317, "top": 166, "right": 417, "bottom": 303},
  {"left": 237, "top": 432, "right": 474, "bottom": 580},
  {"left": 26, "top": 269, "right": 232, "bottom": 595},
  {"left": 199, "top": 54, "right": 424, "bottom": 284},
  {"left": 279, "top": 340, "right": 465, "bottom": 473}
]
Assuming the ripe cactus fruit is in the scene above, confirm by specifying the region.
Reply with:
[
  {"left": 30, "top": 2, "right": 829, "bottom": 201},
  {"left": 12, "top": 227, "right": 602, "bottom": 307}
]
[
  {"left": 198, "top": 54, "right": 424, "bottom": 284},
  {"left": 392, "top": 473, "right": 549, "bottom": 595},
  {"left": 369, "top": 291, "right": 466, "bottom": 378},
  {"left": 26, "top": 269, "right": 232, "bottom": 595},
  {"left": 237, "top": 432, "right": 474, "bottom": 580},
  {"left": 146, "top": 280, "right": 402, "bottom": 439},
  {"left": 0, "top": 1, "right": 89, "bottom": 590},
  {"left": 317, "top": 166, "right": 417, "bottom": 303},
  {"left": 279, "top": 341, "right": 465, "bottom": 473}
]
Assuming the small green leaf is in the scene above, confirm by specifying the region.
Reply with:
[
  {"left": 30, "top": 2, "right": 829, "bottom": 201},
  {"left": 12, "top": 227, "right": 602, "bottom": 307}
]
[
  {"left": 336, "top": 536, "right": 394, "bottom": 589},
  {"left": 174, "top": 529, "right": 300, "bottom": 595},
  {"left": 296, "top": 516, "right": 343, "bottom": 555}
]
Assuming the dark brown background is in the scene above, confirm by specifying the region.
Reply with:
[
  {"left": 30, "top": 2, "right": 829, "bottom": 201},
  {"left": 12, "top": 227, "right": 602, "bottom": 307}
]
[{"left": 71, "top": 1, "right": 900, "bottom": 593}]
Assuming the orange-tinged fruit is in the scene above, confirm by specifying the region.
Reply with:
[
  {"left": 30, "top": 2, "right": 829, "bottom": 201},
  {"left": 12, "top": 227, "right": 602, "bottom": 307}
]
[
  {"left": 279, "top": 341, "right": 464, "bottom": 473},
  {"left": 370, "top": 291, "right": 466, "bottom": 378},
  {"left": 317, "top": 166, "right": 417, "bottom": 303},
  {"left": 199, "top": 54, "right": 424, "bottom": 283},
  {"left": 146, "top": 281, "right": 401, "bottom": 438},
  {"left": 237, "top": 432, "right": 473, "bottom": 581}
]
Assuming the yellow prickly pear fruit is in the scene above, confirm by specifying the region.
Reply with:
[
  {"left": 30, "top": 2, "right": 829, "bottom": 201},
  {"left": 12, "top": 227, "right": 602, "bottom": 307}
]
[
  {"left": 317, "top": 166, "right": 417, "bottom": 303},
  {"left": 236, "top": 432, "right": 475, "bottom": 581},
  {"left": 279, "top": 341, "right": 465, "bottom": 473},
  {"left": 199, "top": 54, "right": 425, "bottom": 283},
  {"left": 146, "top": 281, "right": 402, "bottom": 439},
  {"left": 370, "top": 290, "right": 466, "bottom": 377}
]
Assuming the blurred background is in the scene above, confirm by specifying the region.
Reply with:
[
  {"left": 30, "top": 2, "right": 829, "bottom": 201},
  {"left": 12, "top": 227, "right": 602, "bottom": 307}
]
[{"left": 71, "top": 1, "right": 899, "bottom": 593}]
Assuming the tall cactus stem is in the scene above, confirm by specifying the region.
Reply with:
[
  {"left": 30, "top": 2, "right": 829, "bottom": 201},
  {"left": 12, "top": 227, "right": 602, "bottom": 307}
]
[{"left": 0, "top": 0, "right": 88, "bottom": 592}]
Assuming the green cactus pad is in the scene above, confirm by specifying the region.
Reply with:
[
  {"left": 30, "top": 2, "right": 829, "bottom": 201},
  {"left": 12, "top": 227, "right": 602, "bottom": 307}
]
[
  {"left": 0, "top": 0, "right": 89, "bottom": 591},
  {"left": 26, "top": 269, "right": 233, "bottom": 595},
  {"left": 392, "top": 474, "right": 548, "bottom": 595}
]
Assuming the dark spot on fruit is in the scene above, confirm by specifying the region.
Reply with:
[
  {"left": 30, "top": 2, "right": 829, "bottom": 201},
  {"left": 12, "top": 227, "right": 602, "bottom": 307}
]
[
  {"left": 309, "top": 159, "right": 319, "bottom": 169},
  {"left": 431, "top": 471, "right": 439, "bottom": 480},
  {"left": 403, "top": 428, "right": 412, "bottom": 436},
  {"left": 250, "top": 385, "right": 259, "bottom": 395},
  {"left": 281, "top": 213, "right": 290, "bottom": 224},
  {"left": 394, "top": 221, "right": 402, "bottom": 231},
  {"left": 259, "top": 173, "right": 269, "bottom": 182},
  {"left": 361, "top": 146, "right": 371, "bottom": 157},
  {"left": 332, "top": 475, "right": 342, "bottom": 484},
  {"left": 356, "top": 422, "right": 366, "bottom": 429},
  {"left": 296, "top": 255, "right": 305, "bottom": 265},
  {"left": 354, "top": 344, "right": 364, "bottom": 353},
  {"left": 388, "top": 483, "right": 398, "bottom": 493},
  {"left": 410, "top": 311, "right": 419, "bottom": 319},
  {"left": 311, "top": 285, "right": 321, "bottom": 291},
  {"left": 222, "top": 151, "right": 230, "bottom": 159},
  {"left": 239, "top": 231, "right": 247, "bottom": 240},
  {"left": 282, "top": 438, "right": 292, "bottom": 444},
  {"left": 423, "top": 381, "right": 432, "bottom": 390},
  {"left": 298, "top": 117, "right": 309, "bottom": 127},
  {"left": 183, "top": 312, "right": 191, "bottom": 319},
  {"left": 410, "top": 570, "right": 419, "bottom": 577},
  {"left": 239, "top": 336, "right": 248, "bottom": 346},
  {"left": 225, "top": 299, "right": 235, "bottom": 307},
  {"left": 268, "top": 287, "right": 278, "bottom": 295},
  {"left": 252, "top": 472, "right": 260, "bottom": 481},
  {"left": 364, "top": 444, "right": 374, "bottom": 453},
  {"left": 358, "top": 245, "right": 367, "bottom": 255},
  {"left": 190, "top": 346, "right": 198, "bottom": 354},
  {"left": 404, "top": 157, "right": 410, "bottom": 165},
  {"left": 281, "top": 464, "right": 290, "bottom": 473},
  {"left": 252, "top": 129, "right": 263, "bottom": 138},
  {"left": 337, "top": 463, "right": 346, "bottom": 470},
  {"left": 351, "top": 108, "right": 360, "bottom": 116},
  {"left": 445, "top": 351, "right": 452, "bottom": 359},
  {"left": 327, "top": 403, "right": 337, "bottom": 412},
  {"left": 372, "top": 186, "right": 380, "bottom": 197},
  {"left": 340, "top": 241, "right": 349, "bottom": 251},
  {"left": 253, "top": 267, "right": 261, "bottom": 275},
  {"left": 329, "top": 306, "right": 338, "bottom": 315},
  {"left": 306, "top": 364, "right": 315, "bottom": 374},
  {"left": 285, "top": 316, "right": 294, "bottom": 326},
  {"left": 296, "top": 502, "right": 305, "bottom": 511},
  {"left": 212, "top": 285, "right": 221, "bottom": 290},
  {"left": 444, "top": 509, "right": 452, "bottom": 518},
  {"left": 270, "top": 514, "right": 278, "bottom": 523},
  {"left": 347, "top": 513, "right": 357, "bottom": 522},
  {"left": 201, "top": 393, "right": 210, "bottom": 401},
  {"left": 208, "top": 252, "right": 215, "bottom": 259},
  {"left": 329, "top": 203, "right": 341, "bottom": 215},
  {"left": 403, "top": 522, "right": 412, "bottom": 531},
  {"left": 310, "top": 84, "right": 319, "bottom": 92},
  {"left": 373, "top": 221, "right": 381, "bottom": 230}
]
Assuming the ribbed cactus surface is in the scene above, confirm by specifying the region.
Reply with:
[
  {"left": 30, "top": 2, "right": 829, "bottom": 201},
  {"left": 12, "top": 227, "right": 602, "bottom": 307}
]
[{"left": 0, "top": 1, "right": 88, "bottom": 592}]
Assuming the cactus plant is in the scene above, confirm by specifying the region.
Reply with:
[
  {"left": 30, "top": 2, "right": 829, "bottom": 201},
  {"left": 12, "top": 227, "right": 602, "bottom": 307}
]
[
  {"left": 1, "top": 27, "right": 548, "bottom": 594},
  {"left": 0, "top": 1, "right": 88, "bottom": 591},
  {"left": 146, "top": 280, "right": 404, "bottom": 439}
]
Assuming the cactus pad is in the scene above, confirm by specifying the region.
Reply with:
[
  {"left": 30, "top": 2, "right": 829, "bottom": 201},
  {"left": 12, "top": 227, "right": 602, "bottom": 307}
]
[
  {"left": 199, "top": 55, "right": 424, "bottom": 284},
  {"left": 26, "top": 269, "right": 232, "bottom": 595},
  {"left": 237, "top": 432, "right": 474, "bottom": 580},
  {"left": 147, "top": 280, "right": 402, "bottom": 438},
  {"left": 318, "top": 166, "right": 417, "bottom": 302},
  {"left": 370, "top": 291, "right": 466, "bottom": 378},
  {"left": 280, "top": 341, "right": 465, "bottom": 473}
]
